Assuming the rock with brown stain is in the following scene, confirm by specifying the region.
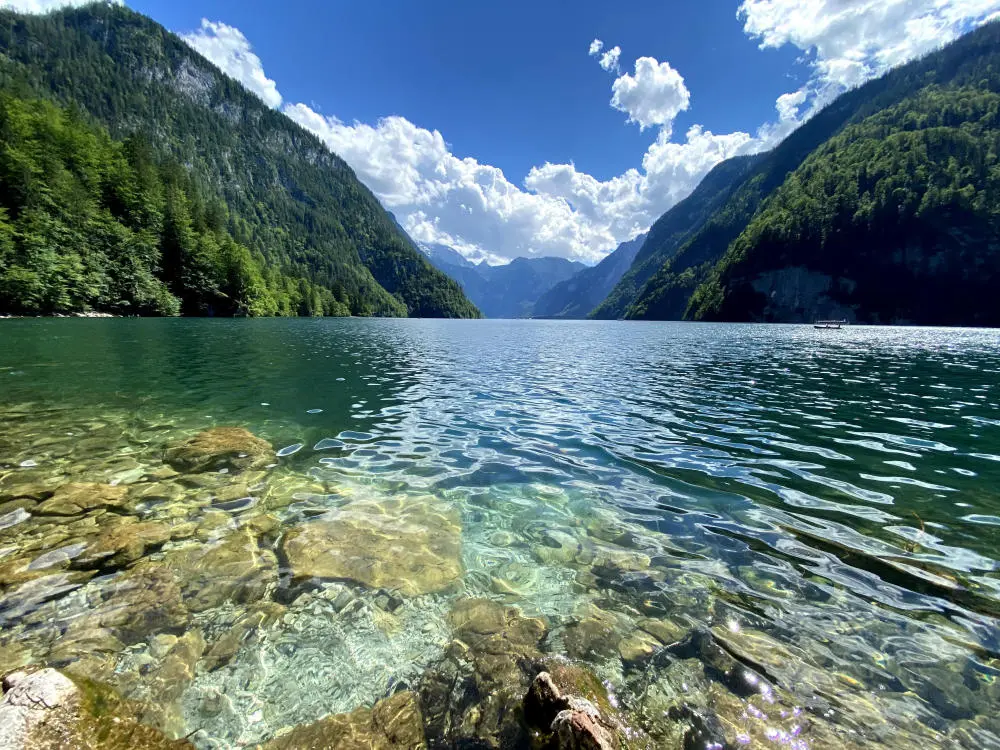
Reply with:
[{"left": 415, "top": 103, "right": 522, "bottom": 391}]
[
  {"left": 164, "top": 427, "right": 273, "bottom": 474},
  {"left": 36, "top": 483, "right": 129, "bottom": 516}
]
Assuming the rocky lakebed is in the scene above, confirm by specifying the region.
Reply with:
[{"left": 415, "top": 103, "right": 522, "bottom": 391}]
[{"left": 0, "top": 402, "right": 997, "bottom": 749}]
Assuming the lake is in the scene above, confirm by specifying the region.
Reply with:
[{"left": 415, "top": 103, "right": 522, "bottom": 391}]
[{"left": 1, "top": 318, "right": 998, "bottom": 748}]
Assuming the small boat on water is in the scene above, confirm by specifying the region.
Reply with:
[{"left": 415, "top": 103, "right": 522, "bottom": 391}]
[{"left": 814, "top": 319, "right": 847, "bottom": 329}]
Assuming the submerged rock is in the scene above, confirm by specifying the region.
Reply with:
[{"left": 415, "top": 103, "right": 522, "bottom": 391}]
[
  {"left": 35, "top": 482, "right": 129, "bottom": 516},
  {"left": 165, "top": 528, "right": 278, "bottom": 613},
  {"left": 563, "top": 604, "right": 631, "bottom": 661},
  {"left": 130, "top": 630, "right": 206, "bottom": 738},
  {"left": 202, "top": 601, "right": 286, "bottom": 671},
  {"left": 164, "top": 427, "right": 273, "bottom": 474},
  {"left": 524, "top": 669, "right": 640, "bottom": 750},
  {"left": 263, "top": 690, "right": 425, "bottom": 749},
  {"left": 420, "top": 598, "right": 549, "bottom": 748},
  {"left": 0, "top": 668, "right": 192, "bottom": 750},
  {"left": 74, "top": 519, "right": 173, "bottom": 570},
  {"left": 282, "top": 496, "right": 461, "bottom": 597},
  {"left": 63, "top": 563, "right": 191, "bottom": 647},
  {"left": 617, "top": 630, "right": 662, "bottom": 664}
]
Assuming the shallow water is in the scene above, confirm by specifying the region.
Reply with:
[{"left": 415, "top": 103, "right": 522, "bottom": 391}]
[{"left": 1, "top": 319, "right": 999, "bottom": 748}]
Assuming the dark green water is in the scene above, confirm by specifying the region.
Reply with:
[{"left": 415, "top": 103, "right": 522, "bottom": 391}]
[{"left": 1, "top": 318, "right": 999, "bottom": 748}]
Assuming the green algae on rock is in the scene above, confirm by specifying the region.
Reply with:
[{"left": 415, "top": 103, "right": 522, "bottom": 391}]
[
  {"left": 164, "top": 427, "right": 273, "bottom": 474},
  {"left": 0, "top": 669, "right": 193, "bottom": 750},
  {"left": 282, "top": 496, "right": 462, "bottom": 596}
]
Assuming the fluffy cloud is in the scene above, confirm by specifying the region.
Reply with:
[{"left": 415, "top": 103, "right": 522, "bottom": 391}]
[
  {"left": 282, "top": 38, "right": 792, "bottom": 263},
  {"left": 599, "top": 46, "right": 621, "bottom": 72},
  {"left": 181, "top": 19, "right": 283, "bottom": 109},
  {"left": 179, "top": 1, "right": 999, "bottom": 265},
  {"left": 283, "top": 100, "right": 766, "bottom": 264},
  {"left": 0, "top": 0, "right": 119, "bottom": 11},
  {"left": 283, "top": 104, "right": 627, "bottom": 263},
  {"left": 610, "top": 56, "right": 690, "bottom": 132},
  {"left": 739, "top": 0, "right": 1000, "bottom": 108}
]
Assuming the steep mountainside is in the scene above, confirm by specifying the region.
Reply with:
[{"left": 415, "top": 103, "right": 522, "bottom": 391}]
[
  {"left": 688, "top": 86, "right": 1000, "bottom": 325},
  {"left": 421, "top": 243, "right": 477, "bottom": 269},
  {"left": 422, "top": 246, "right": 586, "bottom": 318},
  {"left": 590, "top": 158, "right": 760, "bottom": 319},
  {"left": 0, "top": 3, "right": 479, "bottom": 318},
  {"left": 0, "top": 94, "right": 339, "bottom": 316},
  {"left": 533, "top": 233, "right": 647, "bottom": 318},
  {"left": 597, "top": 21, "right": 1000, "bottom": 322}
]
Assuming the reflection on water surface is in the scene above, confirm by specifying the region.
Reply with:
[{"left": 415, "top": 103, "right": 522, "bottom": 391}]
[{"left": 1, "top": 319, "right": 999, "bottom": 748}]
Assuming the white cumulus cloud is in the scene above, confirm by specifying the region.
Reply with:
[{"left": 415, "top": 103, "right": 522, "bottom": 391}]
[
  {"left": 182, "top": 0, "right": 1000, "bottom": 266},
  {"left": 599, "top": 45, "right": 621, "bottom": 72},
  {"left": 181, "top": 19, "right": 283, "bottom": 109},
  {"left": 610, "top": 56, "right": 690, "bottom": 132},
  {"left": 739, "top": 0, "right": 1000, "bottom": 110}
]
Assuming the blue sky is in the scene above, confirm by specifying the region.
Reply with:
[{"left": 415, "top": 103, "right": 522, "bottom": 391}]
[
  {"left": 130, "top": 0, "right": 802, "bottom": 183},
  {"left": 8, "top": 0, "right": 1000, "bottom": 263}
]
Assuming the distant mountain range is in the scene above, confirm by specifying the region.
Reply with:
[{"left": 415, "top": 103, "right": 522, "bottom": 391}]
[{"left": 420, "top": 244, "right": 585, "bottom": 319}]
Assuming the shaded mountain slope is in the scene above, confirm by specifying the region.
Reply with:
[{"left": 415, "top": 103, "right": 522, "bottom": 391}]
[
  {"left": 688, "top": 86, "right": 1000, "bottom": 325},
  {"left": 533, "top": 233, "right": 647, "bottom": 319}
]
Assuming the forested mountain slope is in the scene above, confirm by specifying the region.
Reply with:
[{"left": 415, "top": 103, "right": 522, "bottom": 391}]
[
  {"left": 0, "top": 95, "right": 331, "bottom": 316},
  {"left": 590, "top": 158, "right": 760, "bottom": 319},
  {"left": 533, "top": 232, "right": 646, "bottom": 319},
  {"left": 688, "top": 87, "right": 1000, "bottom": 325},
  {"left": 0, "top": 3, "right": 479, "bottom": 317},
  {"left": 596, "top": 20, "right": 1000, "bottom": 323}
]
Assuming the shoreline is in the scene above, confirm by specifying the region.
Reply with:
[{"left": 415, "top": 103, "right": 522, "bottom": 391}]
[{"left": 0, "top": 311, "right": 119, "bottom": 319}]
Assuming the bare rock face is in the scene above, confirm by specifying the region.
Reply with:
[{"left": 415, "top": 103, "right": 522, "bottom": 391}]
[
  {"left": 0, "top": 669, "right": 191, "bottom": 750},
  {"left": 281, "top": 496, "right": 462, "bottom": 597},
  {"left": 164, "top": 427, "right": 273, "bottom": 474},
  {"left": 0, "top": 669, "right": 79, "bottom": 749},
  {"left": 35, "top": 483, "right": 129, "bottom": 516},
  {"left": 552, "top": 701, "right": 616, "bottom": 750}
]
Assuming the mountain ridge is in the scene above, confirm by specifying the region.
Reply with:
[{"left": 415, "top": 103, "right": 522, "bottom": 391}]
[
  {"left": 0, "top": 3, "right": 480, "bottom": 318},
  {"left": 594, "top": 20, "right": 1000, "bottom": 324},
  {"left": 533, "top": 233, "right": 647, "bottom": 319}
]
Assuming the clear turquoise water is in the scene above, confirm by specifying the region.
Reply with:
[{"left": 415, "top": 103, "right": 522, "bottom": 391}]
[{"left": 1, "top": 318, "right": 999, "bottom": 747}]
